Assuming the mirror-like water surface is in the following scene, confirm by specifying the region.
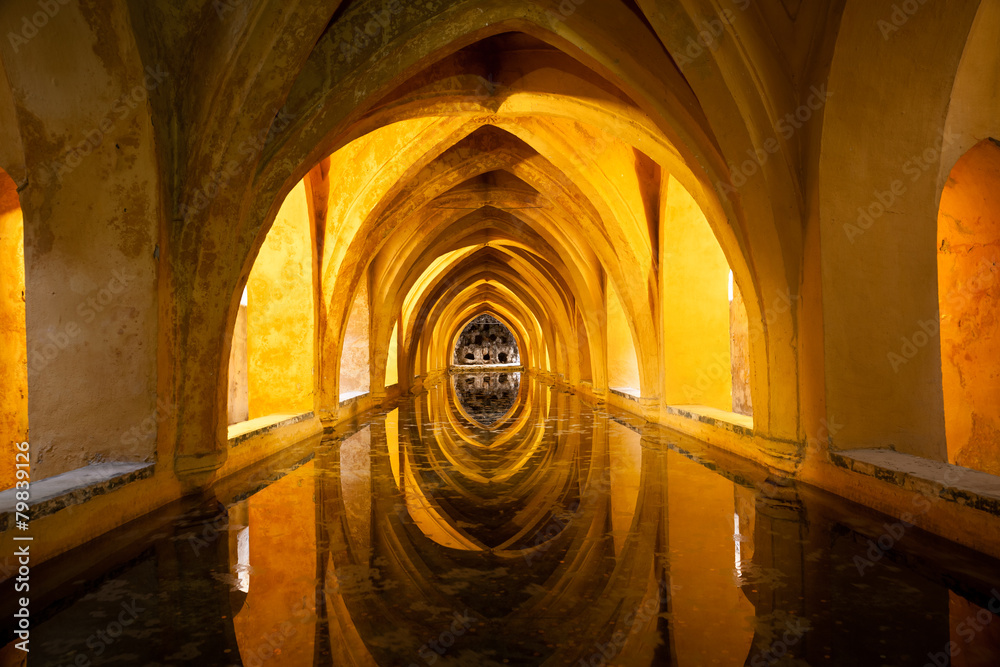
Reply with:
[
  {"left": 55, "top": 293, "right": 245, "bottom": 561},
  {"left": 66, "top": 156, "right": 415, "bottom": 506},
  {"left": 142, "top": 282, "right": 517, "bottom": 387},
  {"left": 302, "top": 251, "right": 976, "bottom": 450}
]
[{"left": 5, "top": 375, "right": 1000, "bottom": 666}]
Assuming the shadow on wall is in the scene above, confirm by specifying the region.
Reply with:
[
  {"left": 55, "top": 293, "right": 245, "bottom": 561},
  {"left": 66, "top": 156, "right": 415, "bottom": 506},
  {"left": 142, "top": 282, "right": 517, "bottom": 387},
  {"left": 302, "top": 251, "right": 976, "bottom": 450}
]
[{"left": 453, "top": 314, "right": 520, "bottom": 365}]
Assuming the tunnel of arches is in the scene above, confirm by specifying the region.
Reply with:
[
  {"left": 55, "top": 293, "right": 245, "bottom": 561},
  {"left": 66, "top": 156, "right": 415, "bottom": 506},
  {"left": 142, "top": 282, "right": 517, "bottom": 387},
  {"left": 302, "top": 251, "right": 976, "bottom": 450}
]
[{"left": 215, "top": 28, "right": 764, "bottom": 446}]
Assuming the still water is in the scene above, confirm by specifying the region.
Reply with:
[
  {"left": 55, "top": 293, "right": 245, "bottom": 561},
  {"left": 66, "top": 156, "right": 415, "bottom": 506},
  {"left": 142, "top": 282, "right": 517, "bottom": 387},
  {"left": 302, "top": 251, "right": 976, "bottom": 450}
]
[{"left": 5, "top": 374, "right": 1000, "bottom": 666}]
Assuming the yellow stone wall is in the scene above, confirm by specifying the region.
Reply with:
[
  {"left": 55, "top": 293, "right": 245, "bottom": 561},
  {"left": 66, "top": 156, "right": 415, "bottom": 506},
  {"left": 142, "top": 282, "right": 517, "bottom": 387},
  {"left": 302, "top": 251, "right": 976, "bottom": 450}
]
[
  {"left": 339, "top": 277, "right": 371, "bottom": 396},
  {"left": 0, "top": 169, "right": 26, "bottom": 491},
  {"left": 247, "top": 181, "right": 316, "bottom": 419},
  {"left": 938, "top": 139, "right": 1000, "bottom": 475},
  {"left": 227, "top": 304, "right": 249, "bottom": 425},
  {"left": 730, "top": 281, "right": 753, "bottom": 417},
  {"left": 660, "top": 176, "right": 732, "bottom": 411},
  {"left": 606, "top": 278, "right": 641, "bottom": 393},
  {"left": 384, "top": 320, "right": 398, "bottom": 387}
]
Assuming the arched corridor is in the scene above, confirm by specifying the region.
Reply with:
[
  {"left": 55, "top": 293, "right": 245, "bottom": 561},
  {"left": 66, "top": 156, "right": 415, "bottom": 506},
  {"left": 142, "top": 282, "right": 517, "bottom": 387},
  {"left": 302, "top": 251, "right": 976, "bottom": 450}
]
[{"left": 2, "top": 1, "right": 1000, "bottom": 664}]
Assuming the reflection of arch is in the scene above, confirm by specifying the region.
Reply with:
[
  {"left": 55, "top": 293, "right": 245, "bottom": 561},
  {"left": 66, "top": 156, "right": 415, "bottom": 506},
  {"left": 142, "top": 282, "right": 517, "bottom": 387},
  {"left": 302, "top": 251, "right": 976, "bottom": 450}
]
[
  {"left": 0, "top": 166, "right": 26, "bottom": 491},
  {"left": 450, "top": 371, "right": 523, "bottom": 428},
  {"left": 937, "top": 138, "right": 1000, "bottom": 475},
  {"left": 314, "top": 389, "right": 674, "bottom": 666}
]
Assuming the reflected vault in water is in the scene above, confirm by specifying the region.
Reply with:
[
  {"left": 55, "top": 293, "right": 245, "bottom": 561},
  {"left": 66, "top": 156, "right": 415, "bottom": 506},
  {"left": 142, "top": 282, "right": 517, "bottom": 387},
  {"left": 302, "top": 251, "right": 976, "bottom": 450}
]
[
  {"left": 451, "top": 372, "right": 520, "bottom": 427},
  {"left": 6, "top": 376, "right": 1000, "bottom": 666}
]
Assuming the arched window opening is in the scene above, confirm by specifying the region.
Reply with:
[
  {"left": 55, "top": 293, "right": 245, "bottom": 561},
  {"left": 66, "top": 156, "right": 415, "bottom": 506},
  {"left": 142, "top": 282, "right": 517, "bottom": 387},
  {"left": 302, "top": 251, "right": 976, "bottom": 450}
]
[
  {"left": 452, "top": 314, "right": 520, "bottom": 367},
  {"left": 0, "top": 167, "right": 26, "bottom": 491},
  {"left": 660, "top": 175, "right": 751, "bottom": 418},
  {"left": 938, "top": 138, "right": 1000, "bottom": 475},
  {"left": 576, "top": 309, "right": 593, "bottom": 383},
  {"left": 227, "top": 180, "right": 316, "bottom": 425},
  {"left": 339, "top": 277, "right": 371, "bottom": 400},
  {"left": 227, "top": 287, "right": 249, "bottom": 424},
  {"left": 730, "top": 272, "right": 753, "bottom": 417},
  {"left": 384, "top": 320, "right": 399, "bottom": 387},
  {"left": 606, "top": 279, "right": 640, "bottom": 397}
]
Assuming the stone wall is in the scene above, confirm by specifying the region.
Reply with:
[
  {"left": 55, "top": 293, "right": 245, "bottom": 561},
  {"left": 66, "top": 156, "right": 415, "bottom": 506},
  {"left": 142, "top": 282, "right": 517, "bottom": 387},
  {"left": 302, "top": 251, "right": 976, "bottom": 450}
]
[
  {"left": 453, "top": 314, "right": 520, "bottom": 365},
  {"left": 730, "top": 283, "right": 753, "bottom": 417}
]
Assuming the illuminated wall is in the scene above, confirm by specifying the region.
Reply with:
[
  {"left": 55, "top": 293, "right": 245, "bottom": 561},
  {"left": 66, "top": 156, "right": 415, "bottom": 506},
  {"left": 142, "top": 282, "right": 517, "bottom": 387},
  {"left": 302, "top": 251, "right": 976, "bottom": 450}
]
[
  {"left": 731, "top": 278, "right": 753, "bottom": 417},
  {"left": 938, "top": 139, "right": 1000, "bottom": 475},
  {"left": 340, "top": 277, "right": 371, "bottom": 397},
  {"left": 385, "top": 320, "right": 399, "bottom": 387},
  {"left": 660, "top": 175, "right": 732, "bottom": 411},
  {"left": 227, "top": 301, "right": 249, "bottom": 425},
  {"left": 606, "top": 278, "right": 640, "bottom": 395},
  {"left": 0, "top": 168, "right": 26, "bottom": 491},
  {"left": 244, "top": 180, "right": 316, "bottom": 420}
]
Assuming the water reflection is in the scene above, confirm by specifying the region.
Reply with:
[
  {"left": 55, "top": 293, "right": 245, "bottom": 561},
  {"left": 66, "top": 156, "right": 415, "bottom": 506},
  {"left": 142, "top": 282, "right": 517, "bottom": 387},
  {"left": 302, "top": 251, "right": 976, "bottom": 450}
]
[
  {"left": 451, "top": 372, "right": 521, "bottom": 427},
  {"left": 6, "top": 377, "right": 1000, "bottom": 666}
]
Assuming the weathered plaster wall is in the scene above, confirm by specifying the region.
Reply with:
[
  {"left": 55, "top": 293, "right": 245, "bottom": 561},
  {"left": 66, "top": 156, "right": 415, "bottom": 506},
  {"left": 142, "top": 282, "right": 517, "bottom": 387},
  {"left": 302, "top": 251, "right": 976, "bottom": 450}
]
[
  {"left": 452, "top": 314, "right": 520, "bottom": 365},
  {"left": 1, "top": 1, "right": 160, "bottom": 480},
  {"left": 340, "top": 278, "right": 371, "bottom": 396},
  {"left": 227, "top": 304, "right": 248, "bottom": 425},
  {"left": 575, "top": 309, "right": 593, "bottom": 383},
  {"left": 938, "top": 140, "right": 1000, "bottom": 475},
  {"left": 819, "top": 0, "right": 980, "bottom": 458},
  {"left": 385, "top": 320, "right": 398, "bottom": 387},
  {"left": 731, "top": 281, "right": 753, "bottom": 417},
  {"left": 0, "top": 169, "right": 26, "bottom": 491},
  {"left": 660, "top": 176, "right": 731, "bottom": 411},
  {"left": 606, "top": 278, "right": 640, "bottom": 393},
  {"left": 247, "top": 181, "right": 315, "bottom": 419},
  {"left": 938, "top": 0, "right": 1000, "bottom": 198}
]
